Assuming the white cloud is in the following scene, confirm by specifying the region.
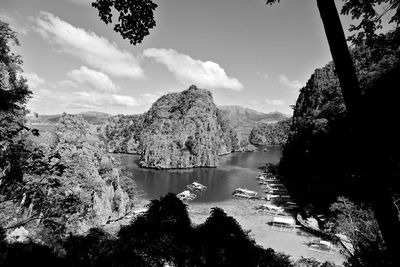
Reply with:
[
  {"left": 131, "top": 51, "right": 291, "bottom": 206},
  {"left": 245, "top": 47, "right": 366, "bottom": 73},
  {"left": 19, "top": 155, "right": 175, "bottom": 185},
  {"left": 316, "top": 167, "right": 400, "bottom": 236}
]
[
  {"left": 111, "top": 94, "right": 138, "bottom": 107},
  {"left": 70, "top": 91, "right": 138, "bottom": 108},
  {"left": 23, "top": 72, "right": 45, "bottom": 89},
  {"left": 279, "top": 75, "right": 304, "bottom": 89},
  {"left": 265, "top": 99, "right": 285, "bottom": 106},
  {"left": 28, "top": 89, "right": 139, "bottom": 112},
  {"left": 67, "top": 66, "right": 117, "bottom": 93},
  {"left": 143, "top": 48, "right": 243, "bottom": 91},
  {"left": 34, "top": 11, "right": 144, "bottom": 78},
  {"left": 58, "top": 80, "right": 78, "bottom": 88}
]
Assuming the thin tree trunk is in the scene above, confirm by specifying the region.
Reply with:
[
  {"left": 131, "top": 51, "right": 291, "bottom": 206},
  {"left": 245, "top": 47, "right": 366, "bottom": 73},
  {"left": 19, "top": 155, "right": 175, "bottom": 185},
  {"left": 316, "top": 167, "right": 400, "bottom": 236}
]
[{"left": 316, "top": 0, "right": 400, "bottom": 265}]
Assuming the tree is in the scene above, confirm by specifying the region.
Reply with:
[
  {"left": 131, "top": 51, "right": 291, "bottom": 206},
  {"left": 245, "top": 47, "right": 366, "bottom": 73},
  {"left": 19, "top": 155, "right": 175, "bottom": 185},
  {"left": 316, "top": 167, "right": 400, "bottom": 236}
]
[
  {"left": 91, "top": 0, "right": 158, "bottom": 45},
  {"left": 341, "top": 0, "right": 400, "bottom": 45},
  {"left": 266, "top": 1, "right": 400, "bottom": 265},
  {"left": 0, "top": 21, "right": 31, "bottom": 113},
  {"left": 328, "top": 197, "right": 389, "bottom": 266}
]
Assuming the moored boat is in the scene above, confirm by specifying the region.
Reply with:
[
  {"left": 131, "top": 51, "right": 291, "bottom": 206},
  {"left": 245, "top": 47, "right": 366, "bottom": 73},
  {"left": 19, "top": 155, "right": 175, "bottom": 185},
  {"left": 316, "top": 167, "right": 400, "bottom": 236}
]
[
  {"left": 255, "top": 204, "right": 284, "bottom": 214},
  {"left": 187, "top": 181, "right": 207, "bottom": 192},
  {"left": 232, "top": 188, "right": 258, "bottom": 199},
  {"left": 177, "top": 190, "right": 197, "bottom": 201}
]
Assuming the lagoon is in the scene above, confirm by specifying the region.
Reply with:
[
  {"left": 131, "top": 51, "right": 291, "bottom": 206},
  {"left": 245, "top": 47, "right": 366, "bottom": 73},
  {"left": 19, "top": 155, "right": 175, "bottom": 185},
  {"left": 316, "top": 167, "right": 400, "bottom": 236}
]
[
  {"left": 116, "top": 147, "right": 345, "bottom": 264},
  {"left": 116, "top": 146, "right": 281, "bottom": 202}
]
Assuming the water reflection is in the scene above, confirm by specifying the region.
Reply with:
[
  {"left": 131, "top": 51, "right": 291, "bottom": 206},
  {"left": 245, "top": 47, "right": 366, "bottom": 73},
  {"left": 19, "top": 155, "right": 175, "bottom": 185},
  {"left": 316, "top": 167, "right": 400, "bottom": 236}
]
[{"left": 117, "top": 146, "right": 281, "bottom": 203}]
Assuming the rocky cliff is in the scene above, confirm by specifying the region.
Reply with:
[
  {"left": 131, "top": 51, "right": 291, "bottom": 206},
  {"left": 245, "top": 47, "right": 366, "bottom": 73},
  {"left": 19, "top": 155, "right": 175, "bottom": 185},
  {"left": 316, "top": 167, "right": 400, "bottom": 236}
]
[
  {"left": 139, "top": 86, "right": 240, "bottom": 169},
  {"left": 249, "top": 119, "right": 291, "bottom": 145},
  {"left": 98, "top": 114, "right": 144, "bottom": 154},
  {"left": 52, "top": 114, "right": 134, "bottom": 234},
  {"left": 279, "top": 29, "right": 400, "bottom": 208}
]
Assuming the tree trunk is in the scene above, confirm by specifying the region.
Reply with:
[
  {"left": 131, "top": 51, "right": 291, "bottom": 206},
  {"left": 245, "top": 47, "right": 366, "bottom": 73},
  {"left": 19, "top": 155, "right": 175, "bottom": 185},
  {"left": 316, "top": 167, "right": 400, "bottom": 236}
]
[{"left": 316, "top": 0, "right": 400, "bottom": 265}]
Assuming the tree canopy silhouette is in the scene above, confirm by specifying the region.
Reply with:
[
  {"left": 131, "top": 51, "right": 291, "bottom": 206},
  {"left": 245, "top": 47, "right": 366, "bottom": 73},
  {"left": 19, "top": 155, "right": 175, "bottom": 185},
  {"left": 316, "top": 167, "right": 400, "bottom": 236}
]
[
  {"left": 266, "top": 1, "right": 400, "bottom": 265},
  {"left": 91, "top": 0, "right": 158, "bottom": 45}
]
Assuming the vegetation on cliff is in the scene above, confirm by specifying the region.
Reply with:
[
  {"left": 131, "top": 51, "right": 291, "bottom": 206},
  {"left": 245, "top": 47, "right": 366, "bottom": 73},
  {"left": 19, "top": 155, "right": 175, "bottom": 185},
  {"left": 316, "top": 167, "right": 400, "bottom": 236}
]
[
  {"left": 1, "top": 113, "right": 137, "bottom": 241},
  {"left": 139, "top": 85, "right": 241, "bottom": 169},
  {"left": 97, "top": 114, "right": 144, "bottom": 154},
  {"left": 0, "top": 23, "right": 137, "bottom": 240},
  {"left": 280, "top": 28, "right": 400, "bottom": 208},
  {"left": 2, "top": 193, "right": 339, "bottom": 267},
  {"left": 278, "top": 29, "right": 400, "bottom": 265},
  {"left": 249, "top": 119, "right": 291, "bottom": 146}
]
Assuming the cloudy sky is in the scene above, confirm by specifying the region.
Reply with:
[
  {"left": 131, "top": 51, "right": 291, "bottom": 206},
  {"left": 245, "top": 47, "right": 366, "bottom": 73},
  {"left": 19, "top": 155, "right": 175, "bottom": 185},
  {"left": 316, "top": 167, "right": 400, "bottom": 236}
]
[{"left": 0, "top": 0, "right": 388, "bottom": 115}]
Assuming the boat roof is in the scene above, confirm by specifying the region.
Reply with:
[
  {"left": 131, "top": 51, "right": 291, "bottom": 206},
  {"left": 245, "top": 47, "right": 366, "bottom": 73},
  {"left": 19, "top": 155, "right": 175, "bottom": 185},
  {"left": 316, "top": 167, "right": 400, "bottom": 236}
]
[
  {"left": 192, "top": 182, "right": 205, "bottom": 187},
  {"left": 273, "top": 217, "right": 295, "bottom": 225},
  {"left": 235, "top": 188, "right": 257, "bottom": 193}
]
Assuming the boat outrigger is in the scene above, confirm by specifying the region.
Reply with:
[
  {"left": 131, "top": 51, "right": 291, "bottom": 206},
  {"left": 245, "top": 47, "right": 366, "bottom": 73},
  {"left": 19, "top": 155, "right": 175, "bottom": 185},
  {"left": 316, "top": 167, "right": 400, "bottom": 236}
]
[
  {"left": 187, "top": 181, "right": 207, "bottom": 192},
  {"left": 232, "top": 188, "right": 258, "bottom": 199},
  {"left": 255, "top": 204, "right": 284, "bottom": 214}
]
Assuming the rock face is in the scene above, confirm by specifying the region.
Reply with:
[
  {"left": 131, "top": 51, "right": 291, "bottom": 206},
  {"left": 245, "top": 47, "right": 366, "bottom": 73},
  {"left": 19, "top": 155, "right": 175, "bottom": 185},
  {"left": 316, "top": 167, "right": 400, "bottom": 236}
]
[
  {"left": 98, "top": 114, "right": 144, "bottom": 154},
  {"left": 278, "top": 29, "right": 400, "bottom": 207},
  {"left": 139, "top": 86, "right": 240, "bottom": 169},
  {"left": 249, "top": 119, "right": 291, "bottom": 145},
  {"left": 52, "top": 114, "right": 134, "bottom": 234}
]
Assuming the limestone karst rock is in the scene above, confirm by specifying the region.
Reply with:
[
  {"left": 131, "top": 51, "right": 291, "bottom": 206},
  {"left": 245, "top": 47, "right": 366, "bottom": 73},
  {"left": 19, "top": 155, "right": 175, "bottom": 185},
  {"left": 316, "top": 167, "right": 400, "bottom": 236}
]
[{"left": 139, "top": 85, "right": 240, "bottom": 169}]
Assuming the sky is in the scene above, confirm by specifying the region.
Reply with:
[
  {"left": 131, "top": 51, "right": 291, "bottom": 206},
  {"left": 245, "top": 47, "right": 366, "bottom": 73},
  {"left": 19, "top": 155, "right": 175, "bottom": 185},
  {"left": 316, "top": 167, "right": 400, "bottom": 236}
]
[{"left": 0, "top": 0, "right": 394, "bottom": 115}]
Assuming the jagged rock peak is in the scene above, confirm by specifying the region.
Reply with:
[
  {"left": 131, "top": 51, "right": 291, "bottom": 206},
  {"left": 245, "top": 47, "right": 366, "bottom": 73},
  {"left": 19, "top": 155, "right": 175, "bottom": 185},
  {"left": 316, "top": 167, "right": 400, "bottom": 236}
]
[{"left": 139, "top": 85, "right": 240, "bottom": 169}]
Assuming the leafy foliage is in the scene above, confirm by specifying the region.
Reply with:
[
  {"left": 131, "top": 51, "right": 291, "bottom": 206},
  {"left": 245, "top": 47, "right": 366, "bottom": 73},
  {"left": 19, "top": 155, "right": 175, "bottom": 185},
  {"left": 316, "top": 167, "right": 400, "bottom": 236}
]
[
  {"left": 266, "top": 0, "right": 400, "bottom": 45},
  {"left": 327, "top": 197, "right": 389, "bottom": 267},
  {"left": 249, "top": 119, "right": 291, "bottom": 145},
  {"left": 97, "top": 114, "right": 144, "bottom": 154},
  {"left": 91, "top": 0, "right": 158, "bottom": 45},
  {"left": 0, "top": 21, "right": 31, "bottom": 113},
  {"left": 1, "top": 113, "right": 136, "bottom": 242},
  {"left": 1, "top": 193, "right": 297, "bottom": 267},
  {"left": 341, "top": 0, "right": 400, "bottom": 45},
  {"left": 279, "top": 29, "right": 400, "bottom": 208}
]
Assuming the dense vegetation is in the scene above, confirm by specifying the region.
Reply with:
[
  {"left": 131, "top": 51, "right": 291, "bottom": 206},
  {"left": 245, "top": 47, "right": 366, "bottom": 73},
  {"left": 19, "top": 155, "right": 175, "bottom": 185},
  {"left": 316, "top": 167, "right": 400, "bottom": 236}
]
[
  {"left": 97, "top": 114, "right": 144, "bottom": 154},
  {"left": 249, "top": 119, "right": 291, "bottom": 145},
  {"left": 3, "top": 0, "right": 399, "bottom": 264},
  {"left": 1, "top": 113, "right": 136, "bottom": 241},
  {"left": 280, "top": 28, "right": 400, "bottom": 208},
  {"left": 1, "top": 21, "right": 137, "bottom": 242},
  {"left": 277, "top": 29, "right": 400, "bottom": 265},
  {"left": 139, "top": 85, "right": 242, "bottom": 169},
  {"left": 1, "top": 193, "right": 339, "bottom": 267}
]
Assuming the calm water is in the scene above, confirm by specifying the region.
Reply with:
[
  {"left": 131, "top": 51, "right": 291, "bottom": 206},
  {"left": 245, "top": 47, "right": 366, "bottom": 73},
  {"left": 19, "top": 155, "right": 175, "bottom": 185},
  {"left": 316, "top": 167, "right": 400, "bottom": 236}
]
[{"left": 117, "top": 146, "right": 281, "bottom": 203}]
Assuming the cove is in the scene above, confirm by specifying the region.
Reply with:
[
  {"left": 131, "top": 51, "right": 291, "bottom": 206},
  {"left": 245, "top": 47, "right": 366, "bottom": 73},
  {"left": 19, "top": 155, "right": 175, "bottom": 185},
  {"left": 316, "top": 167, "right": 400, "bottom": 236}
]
[{"left": 116, "top": 146, "right": 281, "bottom": 203}]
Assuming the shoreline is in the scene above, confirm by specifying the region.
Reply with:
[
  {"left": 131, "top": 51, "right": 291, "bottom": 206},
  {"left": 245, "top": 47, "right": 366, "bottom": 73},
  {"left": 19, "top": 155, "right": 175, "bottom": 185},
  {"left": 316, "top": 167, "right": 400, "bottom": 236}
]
[
  {"left": 189, "top": 199, "right": 345, "bottom": 265},
  {"left": 107, "top": 197, "right": 346, "bottom": 265}
]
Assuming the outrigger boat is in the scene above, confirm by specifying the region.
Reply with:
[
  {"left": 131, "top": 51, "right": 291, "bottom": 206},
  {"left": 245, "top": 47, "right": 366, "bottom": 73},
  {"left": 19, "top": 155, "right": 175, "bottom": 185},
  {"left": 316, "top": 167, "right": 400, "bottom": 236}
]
[
  {"left": 187, "top": 181, "right": 207, "bottom": 192},
  {"left": 232, "top": 188, "right": 258, "bottom": 199},
  {"left": 257, "top": 174, "right": 266, "bottom": 180},
  {"left": 177, "top": 190, "right": 197, "bottom": 201},
  {"left": 261, "top": 184, "right": 273, "bottom": 190},
  {"left": 265, "top": 193, "right": 280, "bottom": 201},
  {"left": 255, "top": 204, "right": 284, "bottom": 214}
]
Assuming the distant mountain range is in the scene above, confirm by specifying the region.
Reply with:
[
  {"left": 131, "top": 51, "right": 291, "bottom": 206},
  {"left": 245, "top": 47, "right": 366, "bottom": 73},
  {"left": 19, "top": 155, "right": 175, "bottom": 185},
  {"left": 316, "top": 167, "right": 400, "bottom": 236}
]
[
  {"left": 218, "top": 105, "right": 290, "bottom": 136},
  {"left": 27, "top": 111, "right": 112, "bottom": 125},
  {"left": 26, "top": 106, "right": 290, "bottom": 135}
]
